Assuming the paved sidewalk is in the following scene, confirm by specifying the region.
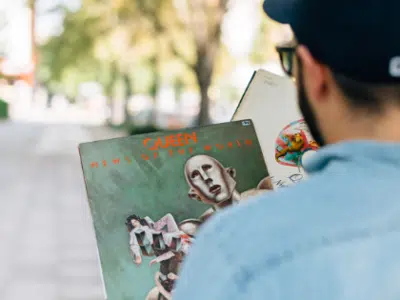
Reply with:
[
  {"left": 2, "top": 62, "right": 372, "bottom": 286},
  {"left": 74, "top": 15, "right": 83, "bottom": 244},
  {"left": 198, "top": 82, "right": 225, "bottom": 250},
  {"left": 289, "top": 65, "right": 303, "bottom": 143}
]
[{"left": 0, "top": 121, "right": 126, "bottom": 300}]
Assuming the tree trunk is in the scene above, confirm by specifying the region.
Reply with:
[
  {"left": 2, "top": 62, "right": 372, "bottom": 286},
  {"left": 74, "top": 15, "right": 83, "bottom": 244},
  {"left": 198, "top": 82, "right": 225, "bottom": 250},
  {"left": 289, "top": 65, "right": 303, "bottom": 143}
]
[
  {"left": 29, "top": 0, "right": 37, "bottom": 103},
  {"left": 106, "top": 61, "right": 122, "bottom": 125},
  {"left": 194, "top": 43, "right": 218, "bottom": 125},
  {"left": 187, "top": 0, "right": 226, "bottom": 125},
  {"left": 122, "top": 72, "right": 133, "bottom": 125},
  {"left": 197, "top": 79, "right": 211, "bottom": 125},
  {"left": 149, "top": 54, "right": 160, "bottom": 126}
]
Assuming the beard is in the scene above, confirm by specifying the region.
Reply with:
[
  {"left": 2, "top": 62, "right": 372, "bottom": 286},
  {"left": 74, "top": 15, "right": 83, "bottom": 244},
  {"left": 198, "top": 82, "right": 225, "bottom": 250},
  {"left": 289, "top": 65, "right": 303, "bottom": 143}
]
[{"left": 297, "top": 64, "right": 326, "bottom": 147}]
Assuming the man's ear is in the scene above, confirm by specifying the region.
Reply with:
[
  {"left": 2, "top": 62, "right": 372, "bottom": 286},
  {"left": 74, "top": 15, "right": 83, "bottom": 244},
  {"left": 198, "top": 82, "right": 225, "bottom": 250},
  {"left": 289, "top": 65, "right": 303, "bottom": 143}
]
[
  {"left": 297, "top": 45, "right": 329, "bottom": 104},
  {"left": 188, "top": 188, "right": 201, "bottom": 201},
  {"left": 257, "top": 176, "right": 274, "bottom": 190},
  {"left": 226, "top": 167, "right": 236, "bottom": 179}
]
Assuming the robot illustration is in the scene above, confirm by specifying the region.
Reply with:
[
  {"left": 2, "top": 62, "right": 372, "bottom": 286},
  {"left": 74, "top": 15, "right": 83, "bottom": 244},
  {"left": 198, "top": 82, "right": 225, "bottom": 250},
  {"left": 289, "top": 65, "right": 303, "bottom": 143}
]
[
  {"left": 126, "top": 214, "right": 200, "bottom": 300},
  {"left": 127, "top": 156, "right": 273, "bottom": 299}
]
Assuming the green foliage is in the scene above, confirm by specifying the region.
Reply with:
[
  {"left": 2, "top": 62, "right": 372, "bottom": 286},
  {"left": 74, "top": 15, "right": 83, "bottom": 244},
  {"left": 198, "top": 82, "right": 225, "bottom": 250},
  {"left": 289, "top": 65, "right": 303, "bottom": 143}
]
[
  {"left": 0, "top": 98, "right": 8, "bottom": 119},
  {"left": 38, "top": 6, "right": 108, "bottom": 95},
  {"left": 40, "top": 10, "right": 99, "bottom": 79},
  {"left": 128, "top": 124, "right": 159, "bottom": 136},
  {"left": 38, "top": 0, "right": 265, "bottom": 125}
]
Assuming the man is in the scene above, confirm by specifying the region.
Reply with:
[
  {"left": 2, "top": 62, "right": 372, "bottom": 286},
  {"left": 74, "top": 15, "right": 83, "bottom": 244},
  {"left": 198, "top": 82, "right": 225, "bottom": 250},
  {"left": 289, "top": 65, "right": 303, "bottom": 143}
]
[
  {"left": 184, "top": 154, "right": 272, "bottom": 221},
  {"left": 125, "top": 214, "right": 199, "bottom": 300},
  {"left": 173, "top": 0, "right": 400, "bottom": 299}
]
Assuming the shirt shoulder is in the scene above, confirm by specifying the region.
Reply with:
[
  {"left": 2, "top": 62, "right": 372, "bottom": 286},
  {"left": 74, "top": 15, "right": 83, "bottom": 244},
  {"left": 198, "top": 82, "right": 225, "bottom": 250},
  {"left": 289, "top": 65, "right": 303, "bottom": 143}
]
[
  {"left": 197, "top": 168, "right": 399, "bottom": 278},
  {"left": 175, "top": 168, "right": 400, "bottom": 299},
  {"left": 196, "top": 172, "right": 354, "bottom": 271},
  {"left": 173, "top": 178, "right": 327, "bottom": 299}
]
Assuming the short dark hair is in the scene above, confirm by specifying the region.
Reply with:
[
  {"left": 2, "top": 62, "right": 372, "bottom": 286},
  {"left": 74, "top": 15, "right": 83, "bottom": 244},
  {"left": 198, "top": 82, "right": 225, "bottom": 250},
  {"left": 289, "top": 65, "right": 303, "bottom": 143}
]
[
  {"left": 125, "top": 214, "right": 147, "bottom": 231},
  {"left": 333, "top": 73, "right": 400, "bottom": 113}
]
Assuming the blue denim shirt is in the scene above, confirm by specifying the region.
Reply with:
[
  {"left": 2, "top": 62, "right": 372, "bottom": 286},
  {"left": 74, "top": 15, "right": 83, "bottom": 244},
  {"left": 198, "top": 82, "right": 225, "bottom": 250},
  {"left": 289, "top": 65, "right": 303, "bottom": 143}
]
[{"left": 174, "top": 141, "right": 400, "bottom": 300}]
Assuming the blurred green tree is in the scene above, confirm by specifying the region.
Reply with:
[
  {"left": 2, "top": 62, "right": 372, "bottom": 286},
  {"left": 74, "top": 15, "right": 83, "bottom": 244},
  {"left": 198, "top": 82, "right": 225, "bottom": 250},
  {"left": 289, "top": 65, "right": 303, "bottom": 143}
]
[
  {"left": 39, "top": 0, "right": 233, "bottom": 125},
  {"left": 38, "top": 1, "right": 135, "bottom": 122},
  {"left": 151, "top": 0, "right": 229, "bottom": 125}
]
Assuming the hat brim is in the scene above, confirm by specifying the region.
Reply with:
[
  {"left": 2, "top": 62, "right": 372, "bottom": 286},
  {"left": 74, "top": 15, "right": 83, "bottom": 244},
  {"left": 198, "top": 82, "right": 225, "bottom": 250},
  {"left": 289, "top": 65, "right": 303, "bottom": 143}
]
[{"left": 262, "top": 0, "right": 294, "bottom": 24}]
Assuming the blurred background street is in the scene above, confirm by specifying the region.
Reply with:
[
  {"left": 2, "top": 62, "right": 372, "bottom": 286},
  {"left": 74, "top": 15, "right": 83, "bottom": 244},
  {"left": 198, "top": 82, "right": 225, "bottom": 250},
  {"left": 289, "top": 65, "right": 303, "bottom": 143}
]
[
  {"left": 0, "top": 0, "right": 289, "bottom": 298},
  {"left": 0, "top": 121, "right": 125, "bottom": 300}
]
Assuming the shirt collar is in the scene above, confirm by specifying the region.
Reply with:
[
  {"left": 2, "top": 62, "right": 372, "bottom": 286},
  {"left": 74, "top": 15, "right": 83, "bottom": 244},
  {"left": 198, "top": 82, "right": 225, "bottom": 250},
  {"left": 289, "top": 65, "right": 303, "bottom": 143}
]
[{"left": 304, "top": 140, "right": 400, "bottom": 174}]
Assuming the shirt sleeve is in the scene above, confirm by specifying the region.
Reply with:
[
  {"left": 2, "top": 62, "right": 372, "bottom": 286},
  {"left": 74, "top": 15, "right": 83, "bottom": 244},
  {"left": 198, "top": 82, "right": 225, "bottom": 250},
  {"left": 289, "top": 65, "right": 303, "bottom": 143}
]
[
  {"left": 173, "top": 217, "right": 239, "bottom": 300},
  {"left": 144, "top": 216, "right": 155, "bottom": 228},
  {"left": 129, "top": 231, "right": 141, "bottom": 257},
  {"left": 155, "top": 251, "right": 175, "bottom": 263}
]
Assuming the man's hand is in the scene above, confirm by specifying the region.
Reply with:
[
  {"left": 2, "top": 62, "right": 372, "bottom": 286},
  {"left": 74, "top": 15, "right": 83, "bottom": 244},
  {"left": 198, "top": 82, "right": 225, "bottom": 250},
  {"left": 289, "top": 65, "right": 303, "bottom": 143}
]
[
  {"left": 134, "top": 255, "right": 142, "bottom": 265},
  {"left": 149, "top": 258, "right": 158, "bottom": 266}
]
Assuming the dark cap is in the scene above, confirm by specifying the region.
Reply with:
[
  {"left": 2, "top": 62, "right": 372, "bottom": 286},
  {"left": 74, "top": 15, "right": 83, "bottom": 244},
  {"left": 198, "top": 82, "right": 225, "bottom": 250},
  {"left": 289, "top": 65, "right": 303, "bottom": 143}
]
[{"left": 263, "top": 0, "right": 400, "bottom": 83}]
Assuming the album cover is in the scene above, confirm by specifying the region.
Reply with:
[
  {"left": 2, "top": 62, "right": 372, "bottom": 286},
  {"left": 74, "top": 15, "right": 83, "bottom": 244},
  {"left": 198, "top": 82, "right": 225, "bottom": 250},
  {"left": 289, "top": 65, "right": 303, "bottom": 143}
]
[
  {"left": 79, "top": 120, "right": 272, "bottom": 299},
  {"left": 232, "top": 69, "right": 319, "bottom": 188}
]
